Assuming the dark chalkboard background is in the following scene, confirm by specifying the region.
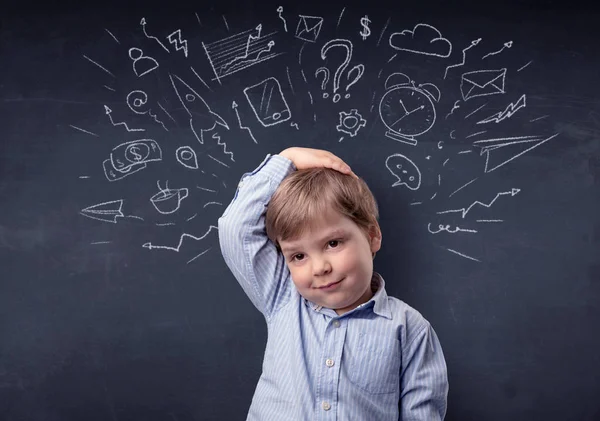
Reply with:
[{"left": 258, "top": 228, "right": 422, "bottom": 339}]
[{"left": 1, "top": 1, "right": 599, "bottom": 420}]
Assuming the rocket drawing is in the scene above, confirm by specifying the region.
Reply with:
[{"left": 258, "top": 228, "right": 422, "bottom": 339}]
[{"left": 169, "top": 73, "right": 229, "bottom": 144}]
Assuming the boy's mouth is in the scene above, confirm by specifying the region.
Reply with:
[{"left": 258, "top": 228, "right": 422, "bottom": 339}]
[{"left": 317, "top": 277, "right": 345, "bottom": 290}]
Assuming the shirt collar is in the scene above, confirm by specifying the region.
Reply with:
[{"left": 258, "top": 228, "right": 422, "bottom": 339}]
[{"left": 303, "top": 272, "right": 392, "bottom": 319}]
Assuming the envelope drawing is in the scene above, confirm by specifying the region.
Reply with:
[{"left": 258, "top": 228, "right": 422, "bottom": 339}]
[
  {"left": 460, "top": 68, "right": 507, "bottom": 101},
  {"left": 295, "top": 15, "right": 324, "bottom": 43}
]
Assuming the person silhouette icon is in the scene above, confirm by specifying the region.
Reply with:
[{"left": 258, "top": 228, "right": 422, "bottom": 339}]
[{"left": 128, "top": 47, "right": 159, "bottom": 77}]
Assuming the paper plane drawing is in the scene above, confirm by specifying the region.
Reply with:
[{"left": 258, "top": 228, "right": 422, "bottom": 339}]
[
  {"left": 473, "top": 133, "right": 559, "bottom": 173},
  {"left": 80, "top": 199, "right": 124, "bottom": 223}
]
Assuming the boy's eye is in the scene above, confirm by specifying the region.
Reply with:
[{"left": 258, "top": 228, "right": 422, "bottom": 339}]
[
  {"left": 292, "top": 253, "right": 305, "bottom": 261},
  {"left": 328, "top": 240, "right": 341, "bottom": 248}
]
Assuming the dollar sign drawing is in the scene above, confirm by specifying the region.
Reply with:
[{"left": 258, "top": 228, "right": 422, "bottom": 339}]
[
  {"left": 130, "top": 146, "right": 143, "bottom": 162},
  {"left": 359, "top": 15, "right": 371, "bottom": 40}
]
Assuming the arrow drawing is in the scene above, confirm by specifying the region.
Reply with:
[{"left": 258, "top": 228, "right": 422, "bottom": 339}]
[
  {"left": 80, "top": 199, "right": 124, "bottom": 223},
  {"left": 232, "top": 101, "right": 257, "bottom": 143},
  {"left": 104, "top": 105, "right": 145, "bottom": 132},
  {"left": 142, "top": 225, "right": 218, "bottom": 252},
  {"left": 437, "top": 188, "right": 520, "bottom": 218}
]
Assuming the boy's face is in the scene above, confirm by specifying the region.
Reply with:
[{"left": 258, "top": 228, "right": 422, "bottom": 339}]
[{"left": 278, "top": 210, "right": 382, "bottom": 316}]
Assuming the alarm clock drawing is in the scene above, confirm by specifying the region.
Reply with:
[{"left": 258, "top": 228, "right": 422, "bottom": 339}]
[{"left": 379, "top": 72, "right": 441, "bottom": 146}]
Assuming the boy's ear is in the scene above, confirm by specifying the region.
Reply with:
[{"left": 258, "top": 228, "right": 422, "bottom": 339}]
[{"left": 368, "top": 222, "right": 382, "bottom": 255}]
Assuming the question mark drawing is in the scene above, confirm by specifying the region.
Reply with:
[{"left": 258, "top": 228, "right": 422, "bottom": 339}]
[
  {"left": 321, "top": 39, "right": 353, "bottom": 103},
  {"left": 344, "top": 64, "right": 365, "bottom": 98},
  {"left": 315, "top": 67, "right": 330, "bottom": 98}
]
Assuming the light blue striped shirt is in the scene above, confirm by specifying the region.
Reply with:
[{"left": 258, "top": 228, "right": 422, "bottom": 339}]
[{"left": 218, "top": 154, "right": 448, "bottom": 420}]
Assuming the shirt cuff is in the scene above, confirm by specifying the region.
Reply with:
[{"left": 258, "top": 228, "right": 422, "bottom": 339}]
[{"left": 246, "top": 154, "right": 296, "bottom": 182}]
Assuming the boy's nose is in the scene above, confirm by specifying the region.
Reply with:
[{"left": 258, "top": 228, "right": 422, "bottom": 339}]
[{"left": 313, "top": 257, "right": 332, "bottom": 276}]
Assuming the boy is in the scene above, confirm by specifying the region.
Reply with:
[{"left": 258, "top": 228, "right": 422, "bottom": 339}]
[{"left": 218, "top": 147, "right": 448, "bottom": 420}]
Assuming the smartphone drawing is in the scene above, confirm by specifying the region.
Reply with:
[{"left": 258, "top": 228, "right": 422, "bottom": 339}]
[{"left": 243, "top": 77, "right": 291, "bottom": 127}]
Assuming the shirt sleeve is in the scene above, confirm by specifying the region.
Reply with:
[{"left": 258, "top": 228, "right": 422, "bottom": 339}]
[
  {"left": 399, "top": 323, "right": 449, "bottom": 420},
  {"left": 218, "top": 154, "right": 296, "bottom": 321}
]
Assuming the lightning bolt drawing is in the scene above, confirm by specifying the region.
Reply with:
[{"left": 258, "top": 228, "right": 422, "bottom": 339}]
[
  {"left": 477, "top": 94, "right": 526, "bottom": 124},
  {"left": 212, "top": 132, "right": 234, "bottom": 162},
  {"left": 437, "top": 188, "right": 520, "bottom": 218},
  {"left": 232, "top": 101, "right": 258, "bottom": 143},
  {"left": 167, "top": 29, "right": 188, "bottom": 57}
]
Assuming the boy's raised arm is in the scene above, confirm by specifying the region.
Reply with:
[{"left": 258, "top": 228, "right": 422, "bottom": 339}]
[
  {"left": 218, "top": 154, "right": 295, "bottom": 320},
  {"left": 218, "top": 147, "right": 354, "bottom": 320}
]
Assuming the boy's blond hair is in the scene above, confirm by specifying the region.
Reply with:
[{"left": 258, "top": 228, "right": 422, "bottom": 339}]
[{"left": 266, "top": 168, "right": 379, "bottom": 248}]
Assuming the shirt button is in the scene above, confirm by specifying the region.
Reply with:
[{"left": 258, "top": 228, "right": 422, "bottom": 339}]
[
  {"left": 325, "top": 358, "right": 335, "bottom": 367},
  {"left": 332, "top": 320, "right": 340, "bottom": 328},
  {"left": 322, "top": 401, "right": 331, "bottom": 411}
]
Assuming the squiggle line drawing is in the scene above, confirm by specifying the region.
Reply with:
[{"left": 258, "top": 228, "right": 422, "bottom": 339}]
[
  {"left": 444, "top": 38, "right": 482, "bottom": 79},
  {"left": 126, "top": 90, "right": 167, "bottom": 131},
  {"left": 140, "top": 18, "right": 170, "bottom": 52},
  {"left": 203, "top": 201, "right": 223, "bottom": 208},
  {"left": 203, "top": 24, "right": 282, "bottom": 83},
  {"left": 150, "top": 180, "right": 188, "bottom": 215},
  {"left": 222, "top": 15, "right": 230, "bottom": 31},
  {"left": 449, "top": 177, "right": 478, "bottom": 198},
  {"left": 437, "top": 188, "right": 520, "bottom": 218},
  {"left": 530, "top": 115, "right": 549, "bottom": 122},
  {"left": 82, "top": 54, "right": 115, "bottom": 77},
  {"left": 142, "top": 225, "right": 218, "bottom": 252},
  {"left": 129, "top": 47, "right": 159, "bottom": 77},
  {"left": 104, "top": 29, "right": 120, "bottom": 44},
  {"left": 517, "top": 61, "right": 532, "bottom": 72},
  {"left": 190, "top": 66, "right": 212, "bottom": 91},
  {"left": 476, "top": 94, "right": 526, "bottom": 124},
  {"left": 376, "top": 17, "right": 390, "bottom": 47},
  {"left": 69, "top": 125, "right": 99, "bottom": 137},
  {"left": 104, "top": 105, "right": 145, "bottom": 132},
  {"left": 207, "top": 154, "right": 230, "bottom": 168},
  {"left": 80, "top": 199, "right": 125, "bottom": 223},
  {"left": 188, "top": 248, "right": 212, "bottom": 264},
  {"left": 277, "top": 6, "right": 288, "bottom": 32},
  {"left": 465, "top": 103, "right": 488, "bottom": 119},
  {"left": 446, "top": 248, "right": 480, "bottom": 262},
  {"left": 167, "top": 29, "right": 188, "bottom": 57},
  {"left": 232, "top": 101, "right": 258, "bottom": 143},
  {"left": 445, "top": 100, "right": 461, "bottom": 119},
  {"left": 427, "top": 223, "right": 478, "bottom": 234},
  {"left": 212, "top": 133, "right": 234, "bottom": 162},
  {"left": 466, "top": 130, "right": 487, "bottom": 138},
  {"left": 169, "top": 73, "right": 229, "bottom": 144},
  {"left": 389, "top": 23, "right": 452, "bottom": 58},
  {"left": 482, "top": 41, "right": 512, "bottom": 59},
  {"left": 473, "top": 133, "right": 559, "bottom": 173}
]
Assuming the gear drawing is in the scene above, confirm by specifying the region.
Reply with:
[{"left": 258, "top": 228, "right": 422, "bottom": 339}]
[{"left": 337, "top": 109, "right": 367, "bottom": 137}]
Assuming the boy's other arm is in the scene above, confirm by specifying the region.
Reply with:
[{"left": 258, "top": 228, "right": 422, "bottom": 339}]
[
  {"left": 218, "top": 154, "right": 295, "bottom": 320},
  {"left": 400, "top": 323, "right": 449, "bottom": 420}
]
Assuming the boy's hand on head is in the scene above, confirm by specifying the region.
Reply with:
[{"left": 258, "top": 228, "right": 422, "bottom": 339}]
[{"left": 279, "top": 147, "right": 357, "bottom": 178}]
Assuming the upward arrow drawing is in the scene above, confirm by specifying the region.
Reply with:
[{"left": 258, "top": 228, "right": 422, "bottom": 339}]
[{"left": 436, "top": 188, "right": 520, "bottom": 219}]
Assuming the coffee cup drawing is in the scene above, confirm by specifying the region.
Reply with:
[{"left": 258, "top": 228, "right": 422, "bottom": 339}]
[{"left": 150, "top": 181, "right": 189, "bottom": 214}]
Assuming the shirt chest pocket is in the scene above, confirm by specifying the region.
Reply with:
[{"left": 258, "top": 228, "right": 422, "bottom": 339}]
[{"left": 347, "top": 333, "right": 401, "bottom": 394}]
